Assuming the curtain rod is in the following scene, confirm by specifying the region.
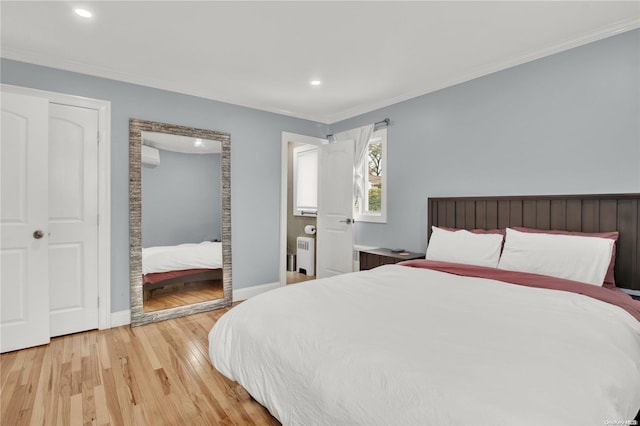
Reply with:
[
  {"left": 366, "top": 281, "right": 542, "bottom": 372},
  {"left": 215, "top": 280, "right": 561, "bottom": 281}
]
[{"left": 326, "top": 118, "right": 390, "bottom": 139}]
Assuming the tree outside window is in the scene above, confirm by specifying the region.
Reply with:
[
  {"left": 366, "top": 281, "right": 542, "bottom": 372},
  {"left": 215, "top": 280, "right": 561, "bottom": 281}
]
[
  {"left": 367, "top": 142, "right": 382, "bottom": 212},
  {"left": 354, "top": 128, "right": 387, "bottom": 223}
]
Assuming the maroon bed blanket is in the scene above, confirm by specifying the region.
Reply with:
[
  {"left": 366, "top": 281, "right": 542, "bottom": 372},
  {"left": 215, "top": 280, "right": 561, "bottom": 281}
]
[
  {"left": 143, "top": 268, "right": 213, "bottom": 285},
  {"left": 398, "top": 259, "right": 640, "bottom": 323}
]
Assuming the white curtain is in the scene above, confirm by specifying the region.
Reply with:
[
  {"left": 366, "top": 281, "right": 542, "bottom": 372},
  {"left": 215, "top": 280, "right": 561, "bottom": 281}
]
[{"left": 331, "top": 124, "right": 374, "bottom": 208}]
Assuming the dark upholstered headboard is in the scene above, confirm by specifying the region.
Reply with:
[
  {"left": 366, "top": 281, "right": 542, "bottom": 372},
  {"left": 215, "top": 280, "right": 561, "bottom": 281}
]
[{"left": 427, "top": 194, "right": 640, "bottom": 292}]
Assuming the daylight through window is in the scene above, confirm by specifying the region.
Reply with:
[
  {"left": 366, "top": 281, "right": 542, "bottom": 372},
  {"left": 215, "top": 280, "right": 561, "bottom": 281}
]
[{"left": 355, "top": 128, "right": 387, "bottom": 223}]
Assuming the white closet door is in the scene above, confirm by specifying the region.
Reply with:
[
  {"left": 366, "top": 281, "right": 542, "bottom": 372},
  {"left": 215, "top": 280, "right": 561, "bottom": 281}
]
[
  {"left": 48, "top": 103, "right": 99, "bottom": 337},
  {"left": 1, "top": 92, "right": 50, "bottom": 353}
]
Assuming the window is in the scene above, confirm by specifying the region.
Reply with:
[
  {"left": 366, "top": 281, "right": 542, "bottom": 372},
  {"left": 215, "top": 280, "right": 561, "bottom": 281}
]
[
  {"left": 293, "top": 144, "right": 318, "bottom": 216},
  {"left": 354, "top": 128, "right": 387, "bottom": 223}
]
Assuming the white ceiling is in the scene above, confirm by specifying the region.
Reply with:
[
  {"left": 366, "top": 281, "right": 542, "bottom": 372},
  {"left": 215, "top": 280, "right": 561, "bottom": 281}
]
[{"left": 2, "top": 1, "right": 639, "bottom": 124}]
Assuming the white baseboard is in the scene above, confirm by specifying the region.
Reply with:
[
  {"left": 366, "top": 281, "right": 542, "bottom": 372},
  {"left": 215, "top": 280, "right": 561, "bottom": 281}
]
[
  {"left": 110, "top": 310, "right": 131, "bottom": 327},
  {"left": 233, "top": 281, "right": 281, "bottom": 302}
]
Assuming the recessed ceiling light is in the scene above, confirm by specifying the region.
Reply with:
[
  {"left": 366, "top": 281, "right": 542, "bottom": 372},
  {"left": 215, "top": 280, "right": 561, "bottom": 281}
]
[
  {"left": 310, "top": 80, "right": 322, "bottom": 86},
  {"left": 74, "top": 8, "right": 92, "bottom": 18}
]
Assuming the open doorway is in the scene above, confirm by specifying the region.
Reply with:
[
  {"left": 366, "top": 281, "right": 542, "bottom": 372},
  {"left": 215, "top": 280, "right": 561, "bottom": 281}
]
[
  {"left": 280, "top": 133, "right": 326, "bottom": 286},
  {"left": 286, "top": 141, "right": 318, "bottom": 284},
  {"left": 280, "top": 131, "right": 359, "bottom": 285}
]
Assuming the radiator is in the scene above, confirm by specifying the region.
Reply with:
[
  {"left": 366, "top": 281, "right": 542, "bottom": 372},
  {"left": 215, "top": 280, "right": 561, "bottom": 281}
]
[{"left": 296, "top": 236, "right": 315, "bottom": 276}]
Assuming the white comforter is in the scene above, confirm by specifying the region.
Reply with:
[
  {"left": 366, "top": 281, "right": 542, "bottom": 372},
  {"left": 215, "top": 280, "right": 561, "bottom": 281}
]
[
  {"left": 142, "top": 241, "right": 222, "bottom": 275},
  {"left": 209, "top": 264, "right": 640, "bottom": 425}
]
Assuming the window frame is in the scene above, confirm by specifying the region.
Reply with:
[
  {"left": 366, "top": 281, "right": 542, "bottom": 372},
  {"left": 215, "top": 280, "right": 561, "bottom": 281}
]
[
  {"left": 292, "top": 144, "right": 319, "bottom": 217},
  {"left": 354, "top": 127, "right": 387, "bottom": 223}
]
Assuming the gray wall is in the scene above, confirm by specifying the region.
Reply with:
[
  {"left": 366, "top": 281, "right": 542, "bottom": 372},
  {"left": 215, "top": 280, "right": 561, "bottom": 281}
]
[
  {"left": 0, "top": 58, "right": 328, "bottom": 312},
  {"left": 142, "top": 151, "right": 221, "bottom": 248},
  {"left": 330, "top": 29, "right": 640, "bottom": 253}
]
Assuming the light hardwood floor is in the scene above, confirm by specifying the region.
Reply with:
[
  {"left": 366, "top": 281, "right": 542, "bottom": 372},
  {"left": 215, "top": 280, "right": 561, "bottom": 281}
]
[
  {"left": 143, "top": 281, "right": 224, "bottom": 313},
  {"left": 0, "top": 305, "right": 278, "bottom": 425},
  {"left": 285, "top": 271, "right": 315, "bottom": 285}
]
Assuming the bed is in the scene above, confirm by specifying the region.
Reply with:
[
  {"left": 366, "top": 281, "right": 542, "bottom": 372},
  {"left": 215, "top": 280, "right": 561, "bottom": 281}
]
[
  {"left": 208, "top": 194, "right": 640, "bottom": 425},
  {"left": 142, "top": 240, "right": 222, "bottom": 300}
]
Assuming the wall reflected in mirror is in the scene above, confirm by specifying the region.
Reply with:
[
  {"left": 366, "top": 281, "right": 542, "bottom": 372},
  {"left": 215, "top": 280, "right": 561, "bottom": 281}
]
[{"left": 141, "top": 131, "right": 223, "bottom": 313}]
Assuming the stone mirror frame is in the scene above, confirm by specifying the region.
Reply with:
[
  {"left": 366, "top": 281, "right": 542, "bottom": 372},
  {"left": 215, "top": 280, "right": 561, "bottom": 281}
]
[{"left": 129, "top": 118, "right": 232, "bottom": 326}]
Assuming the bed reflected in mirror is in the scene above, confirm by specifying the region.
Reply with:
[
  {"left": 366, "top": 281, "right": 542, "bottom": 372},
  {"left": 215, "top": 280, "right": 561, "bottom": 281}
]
[
  {"left": 141, "top": 132, "right": 223, "bottom": 313},
  {"left": 129, "top": 119, "right": 231, "bottom": 326}
]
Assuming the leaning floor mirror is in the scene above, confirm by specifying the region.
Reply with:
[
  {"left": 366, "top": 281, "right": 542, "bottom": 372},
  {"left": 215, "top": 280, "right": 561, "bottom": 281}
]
[{"left": 129, "top": 118, "right": 231, "bottom": 326}]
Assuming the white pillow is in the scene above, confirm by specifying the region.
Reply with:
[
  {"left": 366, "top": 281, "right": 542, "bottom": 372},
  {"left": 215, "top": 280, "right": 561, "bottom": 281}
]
[
  {"left": 426, "top": 227, "right": 504, "bottom": 268},
  {"left": 497, "top": 228, "right": 614, "bottom": 286}
]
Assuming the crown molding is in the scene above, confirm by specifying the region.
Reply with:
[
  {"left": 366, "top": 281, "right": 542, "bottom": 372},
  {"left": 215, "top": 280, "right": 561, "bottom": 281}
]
[
  {"left": 0, "top": 46, "right": 323, "bottom": 123},
  {"left": 323, "top": 17, "right": 640, "bottom": 124}
]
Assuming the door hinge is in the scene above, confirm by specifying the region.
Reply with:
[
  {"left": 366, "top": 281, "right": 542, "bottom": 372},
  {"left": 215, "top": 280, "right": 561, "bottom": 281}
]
[
  {"left": 97, "top": 131, "right": 100, "bottom": 143},
  {"left": 97, "top": 297, "right": 100, "bottom": 308}
]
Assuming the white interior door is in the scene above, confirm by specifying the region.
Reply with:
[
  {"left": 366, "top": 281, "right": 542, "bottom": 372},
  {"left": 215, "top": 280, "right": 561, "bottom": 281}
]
[
  {"left": 1, "top": 92, "right": 50, "bottom": 352},
  {"left": 48, "top": 103, "right": 99, "bottom": 337},
  {"left": 316, "top": 139, "right": 355, "bottom": 278}
]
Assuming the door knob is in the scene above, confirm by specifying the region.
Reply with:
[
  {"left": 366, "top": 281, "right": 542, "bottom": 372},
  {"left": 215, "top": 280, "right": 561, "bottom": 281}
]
[
  {"left": 339, "top": 218, "right": 354, "bottom": 224},
  {"left": 33, "top": 230, "right": 44, "bottom": 239}
]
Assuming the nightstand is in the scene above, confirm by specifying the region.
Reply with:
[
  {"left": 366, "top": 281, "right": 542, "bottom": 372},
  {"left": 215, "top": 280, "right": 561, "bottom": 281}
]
[{"left": 359, "top": 248, "right": 425, "bottom": 271}]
